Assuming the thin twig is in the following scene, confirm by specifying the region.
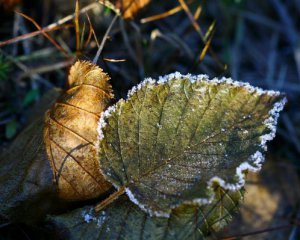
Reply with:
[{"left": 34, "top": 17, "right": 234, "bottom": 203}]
[
  {"left": 93, "top": 14, "right": 119, "bottom": 64},
  {"left": 120, "top": 18, "right": 138, "bottom": 64},
  {"left": 0, "top": 2, "right": 98, "bottom": 47},
  {"left": 178, "top": 0, "right": 204, "bottom": 39},
  {"left": 193, "top": 5, "right": 202, "bottom": 21},
  {"left": 84, "top": 13, "right": 97, "bottom": 48},
  {"left": 75, "top": 0, "right": 80, "bottom": 55},
  {"left": 198, "top": 26, "right": 215, "bottom": 62},
  {"left": 178, "top": 0, "right": 225, "bottom": 70},
  {"left": 16, "top": 11, "right": 68, "bottom": 56},
  {"left": 104, "top": 58, "right": 126, "bottom": 62},
  {"left": 17, "top": 60, "right": 74, "bottom": 81},
  {"left": 141, "top": 5, "right": 183, "bottom": 24},
  {"left": 0, "top": 25, "right": 73, "bottom": 48}
]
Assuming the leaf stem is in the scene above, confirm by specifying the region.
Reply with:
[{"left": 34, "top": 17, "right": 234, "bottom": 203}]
[{"left": 94, "top": 186, "right": 125, "bottom": 212}]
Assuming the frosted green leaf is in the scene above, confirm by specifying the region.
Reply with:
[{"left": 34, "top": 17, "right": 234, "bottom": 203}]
[
  {"left": 98, "top": 73, "right": 286, "bottom": 217},
  {"left": 49, "top": 187, "right": 243, "bottom": 240}
]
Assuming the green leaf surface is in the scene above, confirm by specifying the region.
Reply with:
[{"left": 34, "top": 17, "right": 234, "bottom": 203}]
[
  {"left": 98, "top": 73, "right": 286, "bottom": 217},
  {"left": 49, "top": 187, "right": 243, "bottom": 240}
]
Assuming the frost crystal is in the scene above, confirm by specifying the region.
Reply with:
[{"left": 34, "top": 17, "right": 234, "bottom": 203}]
[
  {"left": 96, "top": 211, "right": 106, "bottom": 227},
  {"left": 97, "top": 105, "right": 117, "bottom": 142},
  {"left": 260, "top": 97, "right": 287, "bottom": 150},
  {"left": 127, "top": 78, "right": 156, "bottom": 98},
  {"left": 82, "top": 208, "right": 96, "bottom": 223},
  {"left": 124, "top": 72, "right": 282, "bottom": 101},
  {"left": 125, "top": 188, "right": 170, "bottom": 218},
  {"left": 82, "top": 208, "right": 107, "bottom": 227}
]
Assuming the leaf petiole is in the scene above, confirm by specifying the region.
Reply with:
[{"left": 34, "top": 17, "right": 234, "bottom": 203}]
[{"left": 94, "top": 186, "right": 126, "bottom": 212}]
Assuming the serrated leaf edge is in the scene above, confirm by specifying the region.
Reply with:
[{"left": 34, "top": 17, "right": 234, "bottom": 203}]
[{"left": 97, "top": 72, "right": 287, "bottom": 217}]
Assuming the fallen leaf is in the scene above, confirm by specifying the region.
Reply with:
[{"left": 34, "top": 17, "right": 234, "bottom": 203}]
[
  {"left": 98, "top": 73, "right": 286, "bottom": 217},
  {"left": 44, "top": 61, "right": 113, "bottom": 201},
  {"left": 49, "top": 187, "right": 243, "bottom": 240},
  {"left": 111, "top": 0, "right": 151, "bottom": 19}
]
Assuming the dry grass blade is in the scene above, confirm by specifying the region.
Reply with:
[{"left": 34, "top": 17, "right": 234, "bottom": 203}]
[
  {"left": 141, "top": 0, "right": 196, "bottom": 24},
  {"left": 198, "top": 24, "right": 215, "bottom": 62},
  {"left": 104, "top": 58, "right": 126, "bottom": 62},
  {"left": 194, "top": 5, "right": 202, "bottom": 20},
  {"left": 93, "top": 14, "right": 119, "bottom": 64},
  {"left": 17, "top": 60, "right": 74, "bottom": 81},
  {"left": 177, "top": 0, "right": 225, "bottom": 70},
  {"left": 140, "top": 5, "right": 183, "bottom": 24},
  {"left": 84, "top": 13, "right": 99, "bottom": 48},
  {"left": 0, "top": 2, "right": 98, "bottom": 47},
  {"left": 15, "top": 11, "right": 68, "bottom": 56},
  {"left": 0, "top": 25, "right": 73, "bottom": 47},
  {"left": 75, "top": 0, "right": 80, "bottom": 55},
  {"left": 204, "top": 20, "right": 216, "bottom": 43},
  {"left": 178, "top": 0, "right": 204, "bottom": 39}
]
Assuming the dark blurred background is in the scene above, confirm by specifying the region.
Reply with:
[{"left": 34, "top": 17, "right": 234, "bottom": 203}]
[{"left": 0, "top": 0, "right": 299, "bottom": 239}]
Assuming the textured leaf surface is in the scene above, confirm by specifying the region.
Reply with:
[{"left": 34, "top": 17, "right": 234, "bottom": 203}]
[
  {"left": 44, "top": 61, "right": 113, "bottom": 201},
  {"left": 0, "top": 89, "right": 66, "bottom": 224},
  {"left": 49, "top": 187, "right": 243, "bottom": 240},
  {"left": 98, "top": 73, "right": 286, "bottom": 217}
]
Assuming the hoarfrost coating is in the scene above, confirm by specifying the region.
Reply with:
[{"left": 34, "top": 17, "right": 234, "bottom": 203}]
[
  {"left": 126, "top": 72, "right": 283, "bottom": 98},
  {"left": 82, "top": 208, "right": 107, "bottom": 228},
  {"left": 260, "top": 98, "right": 287, "bottom": 150},
  {"left": 125, "top": 188, "right": 170, "bottom": 218},
  {"left": 97, "top": 72, "right": 287, "bottom": 217},
  {"left": 82, "top": 208, "right": 96, "bottom": 223},
  {"left": 97, "top": 105, "right": 117, "bottom": 141}
]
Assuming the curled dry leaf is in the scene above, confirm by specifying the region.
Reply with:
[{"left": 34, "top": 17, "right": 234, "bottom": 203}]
[
  {"left": 44, "top": 61, "right": 113, "bottom": 201},
  {"left": 111, "top": 0, "right": 151, "bottom": 19}
]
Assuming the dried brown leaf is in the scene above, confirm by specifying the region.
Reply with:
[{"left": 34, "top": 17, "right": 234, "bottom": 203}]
[
  {"left": 111, "top": 0, "right": 151, "bottom": 19},
  {"left": 44, "top": 61, "right": 113, "bottom": 201}
]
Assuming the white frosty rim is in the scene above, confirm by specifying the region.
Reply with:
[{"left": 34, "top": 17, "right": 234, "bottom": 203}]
[{"left": 96, "top": 72, "right": 287, "bottom": 218}]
